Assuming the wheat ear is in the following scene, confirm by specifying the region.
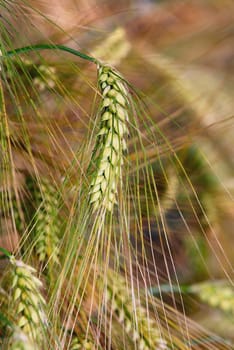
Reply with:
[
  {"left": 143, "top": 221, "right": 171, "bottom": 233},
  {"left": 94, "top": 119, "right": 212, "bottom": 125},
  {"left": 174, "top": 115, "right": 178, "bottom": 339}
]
[
  {"left": 89, "top": 65, "right": 129, "bottom": 212},
  {"left": 191, "top": 281, "right": 234, "bottom": 315},
  {"left": 8, "top": 255, "right": 47, "bottom": 343},
  {"left": 91, "top": 27, "right": 131, "bottom": 66},
  {"left": 4, "top": 56, "right": 57, "bottom": 91},
  {"left": 32, "top": 177, "right": 60, "bottom": 265},
  {"left": 106, "top": 271, "right": 169, "bottom": 350}
]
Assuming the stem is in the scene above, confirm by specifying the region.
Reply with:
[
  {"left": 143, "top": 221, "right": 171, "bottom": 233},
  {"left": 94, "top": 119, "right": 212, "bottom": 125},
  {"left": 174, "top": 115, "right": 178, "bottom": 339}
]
[
  {"left": 4, "top": 44, "right": 98, "bottom": 64},
  {"left": 149, "top": 284, "right": 190, "bottom": 295},
  {"left": 0, "top": 247, "right": 11, "bottom": 259}
]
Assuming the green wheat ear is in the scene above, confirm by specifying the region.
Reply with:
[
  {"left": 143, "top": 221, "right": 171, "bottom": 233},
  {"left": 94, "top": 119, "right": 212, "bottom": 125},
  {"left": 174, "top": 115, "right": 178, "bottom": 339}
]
[
  {"left": 4, "top": 56, "right": 57, "bottom": 92},
  {"left": 105, "top": 271, "right": 169, "bottom": 350},
  {"left": 31, "top": 177, "right": 61, "bottom": 266},
  {"left": 191, "top": 281, "right": 234, "bottom": 315},
  {"left": 89, "top": 65, "right": 129, "bottom": 212},
  {"left": 91, "top": 27, "right": 131, "bottom": 66},
  {"left": 7, "top": 256, "right": 47, "bottom": 345}
]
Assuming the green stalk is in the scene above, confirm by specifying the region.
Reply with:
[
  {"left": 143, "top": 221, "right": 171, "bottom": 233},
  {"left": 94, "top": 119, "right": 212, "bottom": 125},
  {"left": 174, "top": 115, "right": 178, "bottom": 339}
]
[{"left": 4, "top": 44, "right": 98, "bottom": 64}]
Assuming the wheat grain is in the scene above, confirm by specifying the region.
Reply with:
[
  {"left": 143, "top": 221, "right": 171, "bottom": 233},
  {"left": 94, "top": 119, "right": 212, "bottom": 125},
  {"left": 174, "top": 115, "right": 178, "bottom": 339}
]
[{"left": 89, "top": 65, "right": 129, "bottom": 212}]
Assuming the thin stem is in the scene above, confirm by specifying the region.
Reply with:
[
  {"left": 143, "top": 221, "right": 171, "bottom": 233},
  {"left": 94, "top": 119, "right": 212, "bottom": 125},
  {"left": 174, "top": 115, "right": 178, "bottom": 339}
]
[
  {"left": 149, "top": 284, "right": 190, "bottom": 295},
  {"left": 3, "top": 44, "right": 99, "bottom": 64}
]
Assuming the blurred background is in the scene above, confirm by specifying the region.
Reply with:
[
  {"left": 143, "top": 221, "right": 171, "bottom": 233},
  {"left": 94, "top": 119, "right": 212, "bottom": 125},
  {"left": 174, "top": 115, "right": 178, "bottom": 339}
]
[{"left": 1, "top": 0, "right": 234, "bottom": 347}]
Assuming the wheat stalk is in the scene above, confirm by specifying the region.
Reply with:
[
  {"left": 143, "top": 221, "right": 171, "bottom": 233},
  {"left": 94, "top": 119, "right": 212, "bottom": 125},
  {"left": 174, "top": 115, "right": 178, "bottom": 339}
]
[
  {"left": 105, "top": 271, "right": 169, "bottom": 350},
  {"left": 89, "top": 65, "right": 129, "bottom": 212},
  {"left": 8, "top": 255, "right": 47, "bottom": 344}
]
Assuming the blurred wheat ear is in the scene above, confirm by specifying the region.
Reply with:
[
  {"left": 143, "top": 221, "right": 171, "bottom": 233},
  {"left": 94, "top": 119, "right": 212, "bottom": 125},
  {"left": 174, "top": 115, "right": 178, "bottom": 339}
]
[{"left": 28, "top": 176, "right": 61, "bottom": 269}]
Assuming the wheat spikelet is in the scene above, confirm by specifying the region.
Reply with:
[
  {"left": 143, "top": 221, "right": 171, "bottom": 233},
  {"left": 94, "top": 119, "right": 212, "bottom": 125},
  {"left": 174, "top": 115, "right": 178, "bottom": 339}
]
[
  {"left": 191, "top": 281, "right": 234, "bottom": 315},
  {"left": 32, "top": 177, "right": 60, "bottom": 265},
  {"left": 89, "top": 65, "right": 129, "bottom": 212},
  {"left": 8, "top": 255, "right": 47, "bottom": 344},
  {"left": 106, "top": 271, "right": 169, "bottom": 350}
]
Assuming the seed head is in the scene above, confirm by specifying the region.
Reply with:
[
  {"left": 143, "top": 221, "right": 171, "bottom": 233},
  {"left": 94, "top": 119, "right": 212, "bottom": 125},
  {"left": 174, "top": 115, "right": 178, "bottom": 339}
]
[{"left": 89, "top": 65, "right": 129, "bottom": 212}]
